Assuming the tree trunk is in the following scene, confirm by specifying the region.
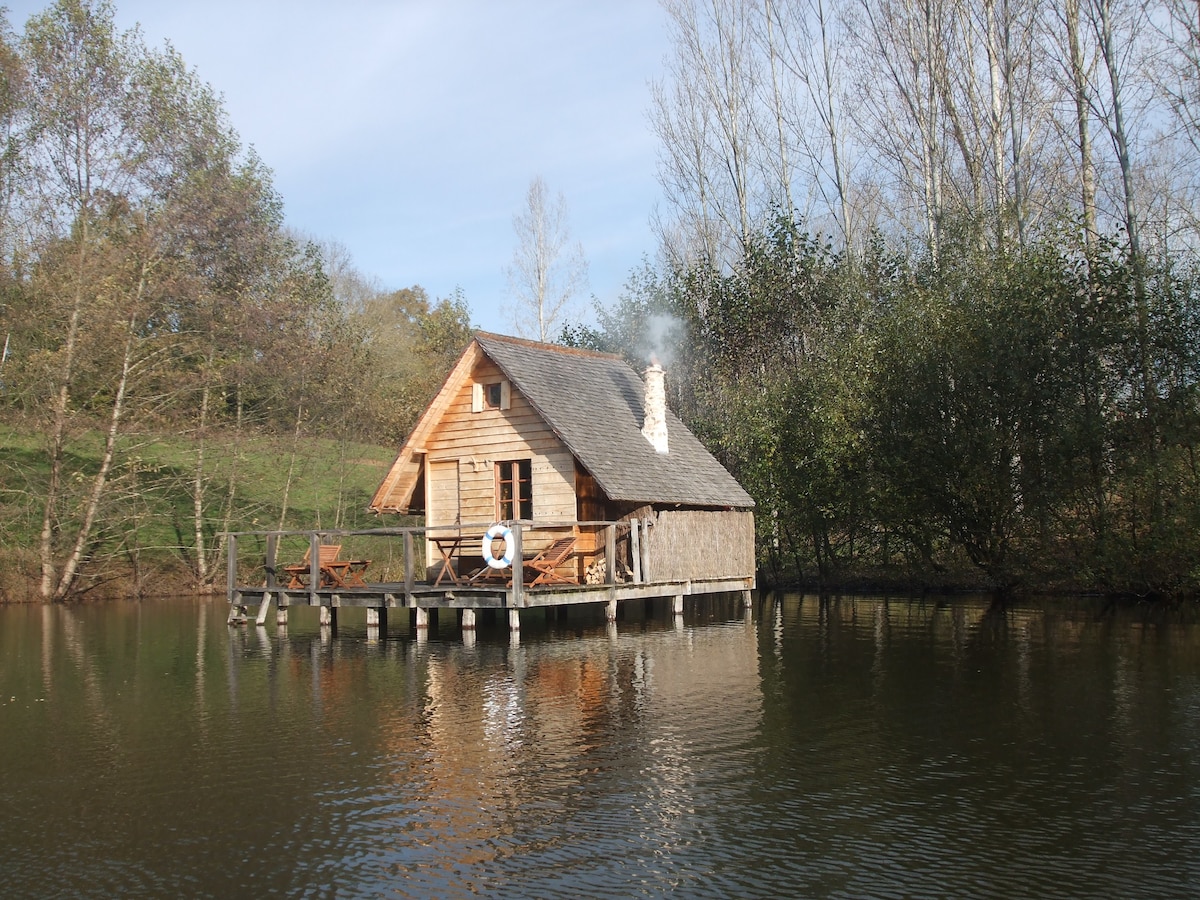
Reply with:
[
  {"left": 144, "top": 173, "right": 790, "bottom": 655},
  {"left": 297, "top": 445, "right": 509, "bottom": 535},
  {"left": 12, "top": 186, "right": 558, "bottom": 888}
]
[
  {"left": 39, "top": 223, "right": 90, "bottom": 600},
  {"left": 50, "top": 271, "right": 147, "bottom": 601},
  {"left": 191, "top": 345, "right": 216, "bottom": 585}
]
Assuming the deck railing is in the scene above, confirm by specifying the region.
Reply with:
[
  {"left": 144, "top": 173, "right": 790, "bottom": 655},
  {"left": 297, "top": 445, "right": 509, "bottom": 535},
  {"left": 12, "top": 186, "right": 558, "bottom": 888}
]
[{"left": 224, "top": 519, "right": 649, "bottom": 606}]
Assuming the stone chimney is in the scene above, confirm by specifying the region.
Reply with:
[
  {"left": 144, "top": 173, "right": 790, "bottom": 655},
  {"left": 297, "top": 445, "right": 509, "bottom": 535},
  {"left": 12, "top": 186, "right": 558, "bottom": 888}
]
[{"left": 641, "top": 362, "right": 669, "bottom": 454}]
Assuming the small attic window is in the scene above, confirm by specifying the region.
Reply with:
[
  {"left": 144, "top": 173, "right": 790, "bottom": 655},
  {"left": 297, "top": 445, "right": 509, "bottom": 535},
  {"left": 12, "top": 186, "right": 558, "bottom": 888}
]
[{"left": 472, "top": 379, "right": 511, "bottom": 412}]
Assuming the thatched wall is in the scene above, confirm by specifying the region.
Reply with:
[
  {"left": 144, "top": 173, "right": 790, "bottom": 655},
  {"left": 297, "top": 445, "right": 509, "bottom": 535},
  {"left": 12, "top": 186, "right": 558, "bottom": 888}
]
[{"left": 643, "top": 509, "right": 755, "bottom": 582}]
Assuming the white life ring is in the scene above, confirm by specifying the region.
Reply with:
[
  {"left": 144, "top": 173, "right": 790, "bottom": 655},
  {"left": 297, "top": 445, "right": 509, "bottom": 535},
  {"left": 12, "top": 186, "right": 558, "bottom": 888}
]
[{"left": 482, "top": 524, "right": 514, "bottom": 569}]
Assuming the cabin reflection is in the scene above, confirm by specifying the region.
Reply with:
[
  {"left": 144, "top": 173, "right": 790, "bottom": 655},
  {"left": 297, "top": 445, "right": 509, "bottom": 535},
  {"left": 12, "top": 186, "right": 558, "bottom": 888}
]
[{"left": 347, "top": 609, "right": 764, "bottom": 860}]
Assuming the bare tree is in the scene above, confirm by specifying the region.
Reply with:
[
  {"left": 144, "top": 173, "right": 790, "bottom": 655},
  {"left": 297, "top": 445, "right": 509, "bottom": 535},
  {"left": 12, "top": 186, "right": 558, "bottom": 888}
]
[
  {"left": 505, "top": 176, "right": 588, "bottom": 342},
  {"left": 653, "top": 0, "right": 761, "bottom": 268},
  {"left": 650, "top": 0, "right": 1193, "bottom": 265},
  {"left": 763, "top": 0, "right": 859, "bottom": 249},
  {"left": 852, "top": 0, "right": 950, "bottom": 258},
  {"left": 1053, "top": 0, "right": 1100, "bottom": 251}
]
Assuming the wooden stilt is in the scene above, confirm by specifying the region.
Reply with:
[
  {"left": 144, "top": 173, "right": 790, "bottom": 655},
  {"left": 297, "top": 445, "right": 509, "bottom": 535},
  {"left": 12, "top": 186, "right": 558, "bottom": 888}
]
[
  {"left": 672, "top": 594, "right": 684, "bottom": 615},
  {"left": 462, "top": 608, "right": 477, "bottom": 630},
  {"left": 319, "top": 606, "right": 331, "bottom": 626},
  {"left": 276, "top": 606, "right": 288, "bottom": 627},
  {"left": 605, "top": 599, "right": 618, "bottom": 622},
  {"left": 227, "top": 589, "right": 247, "bottom": 625},
  {"left": 508, "top": 608, "right": 520, "bottom": 631},
  {"left": 414, "top": 607, "right": 429, "bottom": 629}
]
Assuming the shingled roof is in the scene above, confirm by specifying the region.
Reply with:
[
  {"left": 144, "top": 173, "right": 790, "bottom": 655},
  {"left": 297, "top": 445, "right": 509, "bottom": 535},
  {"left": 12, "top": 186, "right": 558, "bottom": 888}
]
[{"left": 475, "top": 333, "right": 754, "bottom": 509}]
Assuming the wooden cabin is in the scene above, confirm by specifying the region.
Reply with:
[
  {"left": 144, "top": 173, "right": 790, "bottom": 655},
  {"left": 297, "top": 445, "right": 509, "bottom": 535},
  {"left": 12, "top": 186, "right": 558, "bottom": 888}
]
[{"left": 369, "top": 332, "right": 756, "bottom": 589}]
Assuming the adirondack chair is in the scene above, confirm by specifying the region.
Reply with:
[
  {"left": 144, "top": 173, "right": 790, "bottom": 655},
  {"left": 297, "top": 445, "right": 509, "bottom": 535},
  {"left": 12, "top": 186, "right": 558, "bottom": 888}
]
[
  {"left": 524, "top": 535, "right": 579, "bottom": 586},
  {"left": 282, "top": 544, "right": 343, "bottom": 588}
]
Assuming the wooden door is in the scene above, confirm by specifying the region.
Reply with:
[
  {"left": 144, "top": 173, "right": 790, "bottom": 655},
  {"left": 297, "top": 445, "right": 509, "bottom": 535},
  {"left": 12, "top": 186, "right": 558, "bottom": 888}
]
[{"left": 426, "top": 459, "right": 460, "bottom": 566}]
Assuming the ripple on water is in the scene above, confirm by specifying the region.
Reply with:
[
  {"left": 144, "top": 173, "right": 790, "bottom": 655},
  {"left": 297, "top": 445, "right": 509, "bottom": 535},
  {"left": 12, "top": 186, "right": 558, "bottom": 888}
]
[{"left": 4, "top": 598, "right": 1200, "bottom": 898}]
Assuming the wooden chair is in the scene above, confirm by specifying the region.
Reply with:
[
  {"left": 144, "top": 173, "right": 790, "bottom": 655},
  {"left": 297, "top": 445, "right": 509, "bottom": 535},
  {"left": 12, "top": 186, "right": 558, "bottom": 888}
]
[
  {"left": 524, "top": 535, "right": 579, "bottom": 586},
  {"left": 282, "top": 544, "right": 343, "bottom": 589}
]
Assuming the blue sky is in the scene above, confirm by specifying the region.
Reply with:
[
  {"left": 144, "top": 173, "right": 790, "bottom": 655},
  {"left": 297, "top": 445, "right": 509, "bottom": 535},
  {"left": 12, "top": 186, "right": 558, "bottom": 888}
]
[{"left": 8, "top": 0, "right": 672, "bottom": 334}]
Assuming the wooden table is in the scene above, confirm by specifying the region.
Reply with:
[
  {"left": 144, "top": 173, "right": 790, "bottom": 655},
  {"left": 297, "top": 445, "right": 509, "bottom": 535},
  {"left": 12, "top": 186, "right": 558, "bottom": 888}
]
[
  {"left": 286, "top": 557, "right": 370, "bottom": 589},
  {"left": 322, "top": 559, "right": 370, "bottom": 588},
  {"left": 430, "top": 535, "right": 466, "bottom": 586}
]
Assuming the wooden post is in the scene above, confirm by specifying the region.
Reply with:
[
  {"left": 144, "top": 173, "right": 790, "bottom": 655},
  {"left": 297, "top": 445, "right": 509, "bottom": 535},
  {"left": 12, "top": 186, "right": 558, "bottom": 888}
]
[
  {"left": 414, "top": 607, "right": 428, "bottom": 629},
  {"left": 605, "top": 525, "right": 616, "bottom": 583},
  {"left": 255, "top": 532, "right": 277, "bottom": 626},
  {"left": 366, "top": 608, "right": 379, "bottom": 626},
  {"left": 255, "top": 593, "right": 272, "bottom": 626},
  {"left": 508, "top": 608, "right": 521, "bottom": 631},
  {"left": 639, "top": 516, "right": 652, "bottom": 582},
  {"left": 277, "top": 604, "right": 288, "bottom": 626},
  {"left": 742, "top": 589, "right": 753, "bottom": 608},
  {"left": 226, "top": 534, "right": 251, "bottom": 625},
  {"left": 462, "top": 608, "right": 476, "bottom": 630},
  {"left": 226, "top": 532, "right": 237, "bottom": 607},
  {"left": 308, "top": 533, "right": 321, "bottom": 607},
  {"left": 265, "top": 533, "right": 278, "bottom": 590},
  {"left": 672, "top": 594, "right": 684, "bottom": 615},
  {"left": 630, "top": 520, "right": 642, "bottom": 583},
  {"left": 320, "top": 606, "right": 331, "bottom": 626},
  {"left": 404, "top": 530, "right": 415, "bottom": 601},
  {"left": 605, "top": 598, "right": 617, "bottom": 621},
  {"left": 511, "top": 524, "right": 524, "bottom": 608}
]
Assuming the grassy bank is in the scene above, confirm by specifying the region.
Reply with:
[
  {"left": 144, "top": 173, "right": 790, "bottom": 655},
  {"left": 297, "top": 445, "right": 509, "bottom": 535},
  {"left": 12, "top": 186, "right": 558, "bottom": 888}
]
[{"left": 0, "top": 423, "right": 397, "bottom": 601}]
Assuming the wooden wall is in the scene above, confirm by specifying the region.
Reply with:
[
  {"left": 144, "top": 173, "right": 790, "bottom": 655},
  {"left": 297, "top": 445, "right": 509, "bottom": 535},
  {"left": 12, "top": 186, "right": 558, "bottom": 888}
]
[
  {"left": 424, "top": 358, "right": 575, "bottom": 560},
  {"left": 643, "top": 509, "right": 756, "bottom": 582}
]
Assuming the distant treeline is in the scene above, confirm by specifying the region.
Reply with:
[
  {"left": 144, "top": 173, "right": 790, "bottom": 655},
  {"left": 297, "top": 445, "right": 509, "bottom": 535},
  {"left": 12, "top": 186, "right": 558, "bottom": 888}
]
[
  {"left": 568, "top": 216, "right": 1200, "bottom": 596},
  {"left": 563, "top": 0, "right": 1200, "bottom": 597}
]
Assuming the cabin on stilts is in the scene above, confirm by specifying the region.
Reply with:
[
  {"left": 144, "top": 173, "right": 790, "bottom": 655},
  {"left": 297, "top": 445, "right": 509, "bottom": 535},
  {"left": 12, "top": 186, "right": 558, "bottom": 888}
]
[{"left": 226, "top": 332, "right": 755, "bottom": 633}]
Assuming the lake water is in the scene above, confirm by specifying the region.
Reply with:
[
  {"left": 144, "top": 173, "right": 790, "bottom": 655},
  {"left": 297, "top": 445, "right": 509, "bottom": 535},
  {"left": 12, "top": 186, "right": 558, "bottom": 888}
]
[{"left": 2, "top": 594, "right": 1199, "bottom": 898}]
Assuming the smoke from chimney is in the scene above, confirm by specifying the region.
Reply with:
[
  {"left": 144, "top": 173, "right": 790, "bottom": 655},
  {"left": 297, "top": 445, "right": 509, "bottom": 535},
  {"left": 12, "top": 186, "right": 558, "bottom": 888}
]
[{"left": 641, "top": 361, "right": 669, "bottom": 454}]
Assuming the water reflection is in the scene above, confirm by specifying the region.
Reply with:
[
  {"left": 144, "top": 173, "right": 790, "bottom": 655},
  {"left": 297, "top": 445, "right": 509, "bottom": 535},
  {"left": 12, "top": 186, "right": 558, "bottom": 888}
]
[{"left": 3, "top": 596, "right": 1200, "bottom": 898}]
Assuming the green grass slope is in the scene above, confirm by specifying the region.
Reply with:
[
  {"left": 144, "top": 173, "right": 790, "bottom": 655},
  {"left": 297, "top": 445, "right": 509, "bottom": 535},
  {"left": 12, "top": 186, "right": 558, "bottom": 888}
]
[{"left": 0, "top": 423, "right": 399, "bottom": 600}]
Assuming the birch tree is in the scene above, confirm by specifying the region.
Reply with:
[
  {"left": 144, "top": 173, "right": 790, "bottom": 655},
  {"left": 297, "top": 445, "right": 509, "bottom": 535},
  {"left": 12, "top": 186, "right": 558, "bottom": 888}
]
[
  {"left": 17, "top": 0, "right": 282, "bottom": 598},
  {"left": 505, "top": 176, "right": 588, "bottom": 342},
  {"left": 22, "top": 0, "right": 145, "bottom": 600}
]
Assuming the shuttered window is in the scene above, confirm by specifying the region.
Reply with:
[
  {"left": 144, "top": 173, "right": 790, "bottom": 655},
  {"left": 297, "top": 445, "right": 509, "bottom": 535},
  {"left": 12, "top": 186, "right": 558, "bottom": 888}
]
[{"left": 472, "top": 380, "right": 511, "bottom": 412}]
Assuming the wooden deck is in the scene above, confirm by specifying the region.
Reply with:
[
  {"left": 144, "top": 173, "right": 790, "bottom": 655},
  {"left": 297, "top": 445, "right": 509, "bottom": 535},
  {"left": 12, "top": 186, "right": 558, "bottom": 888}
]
[{"left": 225, "top": 522, "right": 755, "bottom": 632}]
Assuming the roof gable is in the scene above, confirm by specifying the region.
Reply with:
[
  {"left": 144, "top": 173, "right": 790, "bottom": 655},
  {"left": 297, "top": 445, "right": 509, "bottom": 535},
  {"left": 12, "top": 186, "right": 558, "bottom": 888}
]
[
  {"left": 369, "top": 341, "right": 483, "bottom": 512},
  {"left": 370, "top": 333, "right": 755, "bottom": 513}
]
